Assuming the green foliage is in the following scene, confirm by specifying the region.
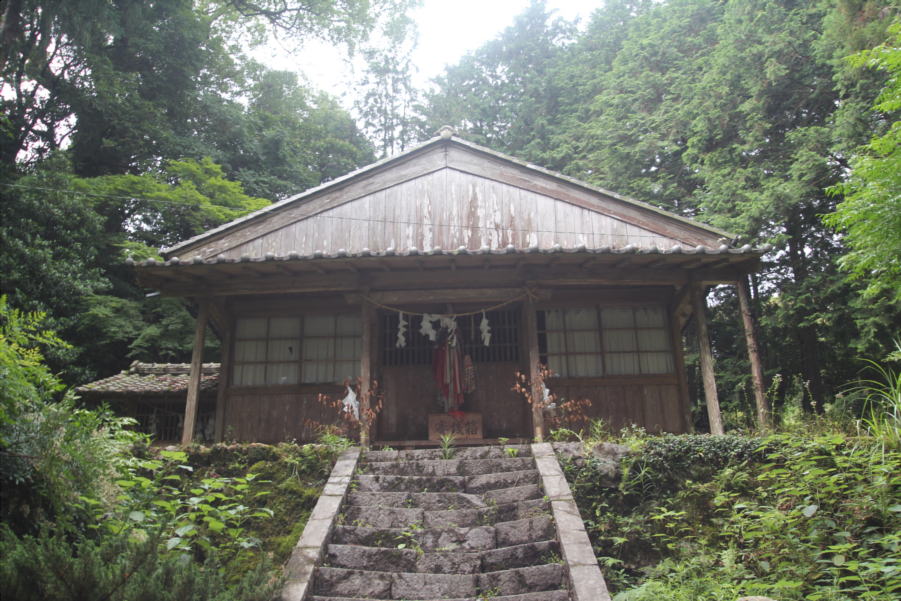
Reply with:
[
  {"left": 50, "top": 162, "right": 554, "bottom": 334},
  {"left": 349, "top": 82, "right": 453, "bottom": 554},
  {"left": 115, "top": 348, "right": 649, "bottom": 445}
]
[
  {"left": 564, "top": 430, "right": 901, "bottom": 599},
  {"left": 91, "top": 450, "right": 274, "bottom": 563},
  {"left": 71, "top": 157, "right": 269, "bottom": 251},
  {"left": 420, "top": 0, "right": 577, "bottom": 168},
  {"left": 824, "top": 20, "right": 901, "bottom": 302},
  {"left": 842, "top": 344, "right": 901, "bottom": 449},
  {"left": 0, "top": 525, "right": 277, "bottom": 601},
  {"left": 0, "top": 297, "right": 141, "bottom": 530}
]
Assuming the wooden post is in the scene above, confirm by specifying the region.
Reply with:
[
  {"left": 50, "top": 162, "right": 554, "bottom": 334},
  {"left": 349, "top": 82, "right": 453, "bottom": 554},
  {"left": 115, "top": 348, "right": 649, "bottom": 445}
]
[
  {"left": 213, "top": 313, "right": 233, "bottom": 442},
  {"left": 182, "top": 300, "right": 209, "bottom": 446},
  {"left": 668, "top": 300, "right": 693, "bottom": 433},
  {"left": 524, "top": 298, "right": 545, "bottom": 442},
  {"left": 737, "top": 276, "right": 770, "bottom": 430},
  {"left": 359, "top": 302, "right": 374, "bottom": 449},
  {"left": 690, "top": 283, "right": 724, "bottom": 435}
]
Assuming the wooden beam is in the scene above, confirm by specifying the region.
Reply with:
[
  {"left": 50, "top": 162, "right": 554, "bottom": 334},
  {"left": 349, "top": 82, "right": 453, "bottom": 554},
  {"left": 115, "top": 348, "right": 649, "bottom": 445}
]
[
  {"left": 359, "top": 302, "right": 374, "bottom": 449},
  {"left": 182, "top": 300, "right": 210, "bottom": 446},
  {"left": 524, "top": 297, "right": 545, "bottom": 442},
  {"left": 140, "top": 261, "right": 760, "bottom": 298},
  {"left": 737, "top": 277, "right": 770, "bottom": 430},
  {"left": 366, "top": 288, "right": 526, "bottom": 305},
  {"left": 690, "top": 283, "right": 724, "bottom": 435},
  {"left": 213, "top": 309, "right": 233, "bottom": 442}
]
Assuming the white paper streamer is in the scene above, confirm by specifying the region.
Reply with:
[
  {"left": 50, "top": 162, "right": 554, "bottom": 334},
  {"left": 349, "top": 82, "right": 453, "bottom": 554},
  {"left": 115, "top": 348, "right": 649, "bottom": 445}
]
[
  {"left": 396, "top": 312, "right": 408, "bottom": 348},
  {"left": 419, "top": 313, "right": 438, "bottom": 341},
  {"left": 480, "top": 311, "right": 491, "bottom": 346},
  {"left": 341, "top": 385, "right": 359, "bottom": 419}
]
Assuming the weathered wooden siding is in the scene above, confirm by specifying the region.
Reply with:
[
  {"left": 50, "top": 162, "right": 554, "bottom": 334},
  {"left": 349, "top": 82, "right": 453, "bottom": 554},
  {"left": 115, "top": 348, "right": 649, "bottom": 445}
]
[
  {"left": 547, "top": 378, "right": 687, "bottom": 433},
  {"left": 222, "top": 389, "right": 342, "bottom": 443},
  {"left": 378, "top": 362, "right": 529, "bottom": 441},
  {"left": 213, "top": 169, "right": 681, "bottom": 260}
]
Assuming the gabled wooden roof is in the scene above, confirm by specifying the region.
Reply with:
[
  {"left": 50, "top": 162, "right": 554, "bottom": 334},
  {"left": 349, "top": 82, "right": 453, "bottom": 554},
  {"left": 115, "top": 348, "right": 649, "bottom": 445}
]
[{"left": 162, "top": 128, "right": 738, "bottom": 262}]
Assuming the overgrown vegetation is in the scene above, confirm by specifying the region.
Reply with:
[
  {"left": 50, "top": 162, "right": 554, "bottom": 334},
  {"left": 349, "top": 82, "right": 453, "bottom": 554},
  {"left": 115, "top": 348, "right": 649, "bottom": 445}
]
[
  {"left": 0, "top": 298, "right": 345, "bottom": 599},
  {"left": 561, "top": 421, "right": 901, "bottom": 600}
]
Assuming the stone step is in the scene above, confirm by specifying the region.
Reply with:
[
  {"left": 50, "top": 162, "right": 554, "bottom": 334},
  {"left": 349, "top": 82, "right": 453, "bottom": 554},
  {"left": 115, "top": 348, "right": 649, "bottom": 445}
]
[
  {"left": 478, "top": 564, "right": 566, "bottom": 597},
  {"left": 330, "top": 514, "right": 555, "bottom": 551},
  {"left": 365, "top": 446, "right": 532, "bottom": 463},
  {"left": 307, "top": 592, "right": 570, "bottom": 601},
  {"left": 313, "top": 566, "right": 567, "bottom": 600},
  {"left": 480, "top": 540, "right": 561, "bottom": 572},
  {"left": 495, "top": 515, "right": 555, "bottom": 547},
  {"left": 345, "top": 491, "right": 486, "bottom": 510},
  {"left": 483, "top": 483, "right": 543, "bottom": 505},
  {"left": 325, "top": 545, "right": 481, "bottom": 574},
  {"left": 363, "top": 457, "right": 535, "bottom": 476},
  {"left": 325, "top": 540, "right": 560, "bottom": 574},
  {"left": 465, "top": 469, "right": 540, "bottom": 493},
  {"left": 345, "top": 483, "right": 543, "bottom": 510},
  {"left": 342, "top": 498, "right": 549, "bottom": 529},
  {"left": 354, "top": 474, "right": 466, "bottom": 493},
  {"left": 354, "top": 469, "right": 539, "bottom": 494},
  {"left": 314, "top": 567, "right": 478, "bottom": 599},
  {"left": 331, "top": 523, "right": 496, "bottom": 552}
]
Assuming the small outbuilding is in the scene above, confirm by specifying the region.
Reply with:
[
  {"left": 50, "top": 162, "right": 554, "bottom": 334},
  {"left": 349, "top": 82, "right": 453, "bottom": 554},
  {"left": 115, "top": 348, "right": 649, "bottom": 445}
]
[
  {"left": 132, "top": 128, "right": 768, "bottom": 445},
  {"left": 77, "top": 361, "right": 219, "bottom": 442}
]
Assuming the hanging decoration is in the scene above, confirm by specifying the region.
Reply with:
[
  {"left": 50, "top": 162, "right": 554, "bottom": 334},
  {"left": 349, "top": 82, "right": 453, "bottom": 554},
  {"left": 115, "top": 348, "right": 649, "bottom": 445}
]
[
  {"left": 433, "top": 324, "right": 465, "bottom": 412},
  {"left": 420, "top": 313, "right": 438, "bottom": 341},
  {"left": 340, "top": 385, "right": 359, "bottom": 419},
  {"left": 480, "top": 311, "right": 491, "bottom": 347},
  {"left": 396, "top": 311, "right": 408, "bottom": 348}
]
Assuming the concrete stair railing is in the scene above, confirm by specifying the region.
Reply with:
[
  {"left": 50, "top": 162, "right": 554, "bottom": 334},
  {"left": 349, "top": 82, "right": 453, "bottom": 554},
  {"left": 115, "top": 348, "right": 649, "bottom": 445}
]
[{"left": 282, "top": 444, "right": 611, "bottom": 601}]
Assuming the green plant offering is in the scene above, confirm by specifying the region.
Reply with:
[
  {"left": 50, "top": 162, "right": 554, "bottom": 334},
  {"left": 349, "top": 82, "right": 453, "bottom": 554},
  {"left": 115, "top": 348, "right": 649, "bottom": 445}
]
[{"left": 439, "top": 433, "right": 457, "bottom": 459}]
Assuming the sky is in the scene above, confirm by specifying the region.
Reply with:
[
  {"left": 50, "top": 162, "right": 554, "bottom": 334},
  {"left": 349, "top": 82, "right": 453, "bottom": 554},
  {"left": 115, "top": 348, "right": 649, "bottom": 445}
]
[{"left": 255, "top": 0, "right": 600, "bottom": 107}]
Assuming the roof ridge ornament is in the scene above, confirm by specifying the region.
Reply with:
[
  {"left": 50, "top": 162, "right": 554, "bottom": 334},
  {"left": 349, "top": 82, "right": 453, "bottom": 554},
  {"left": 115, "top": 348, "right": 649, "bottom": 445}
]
[{"left": 436, "top": 125, "right": 456, "bottom": 139}]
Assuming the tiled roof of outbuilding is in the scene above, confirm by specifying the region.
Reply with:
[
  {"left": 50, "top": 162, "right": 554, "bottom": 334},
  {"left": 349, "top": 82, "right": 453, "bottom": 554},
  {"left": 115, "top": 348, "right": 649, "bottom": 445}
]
[{"left": 77, "top": 361, "right": 219, "bottom": 397}]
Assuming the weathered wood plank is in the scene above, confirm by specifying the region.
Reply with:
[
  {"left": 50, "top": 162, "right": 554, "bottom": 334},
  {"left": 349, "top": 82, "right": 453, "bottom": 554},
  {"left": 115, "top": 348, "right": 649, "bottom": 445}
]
[
  {"left": 444, "top": 147, "right": 721, "bottom": 246},
  {"left": 174, "top": 146, "right": 448, "bottom": 260}
]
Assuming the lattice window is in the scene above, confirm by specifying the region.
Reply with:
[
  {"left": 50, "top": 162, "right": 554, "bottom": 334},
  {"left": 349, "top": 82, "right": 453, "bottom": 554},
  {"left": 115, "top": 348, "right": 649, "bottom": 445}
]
[
  {"left": 537, "top": 306, "right": 673, "bottom": 377},
  {"left": 232, "top": 314, "right": 361, "bottom": 386},
  {"left": 381, "top": 309, "right": 520, "bottom": 366}
]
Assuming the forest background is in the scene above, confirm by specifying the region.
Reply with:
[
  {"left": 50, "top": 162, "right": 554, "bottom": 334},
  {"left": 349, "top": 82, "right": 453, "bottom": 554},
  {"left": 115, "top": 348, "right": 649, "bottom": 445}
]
[{"left": 1, "top": 0, "right": 899, "bottom": 428}]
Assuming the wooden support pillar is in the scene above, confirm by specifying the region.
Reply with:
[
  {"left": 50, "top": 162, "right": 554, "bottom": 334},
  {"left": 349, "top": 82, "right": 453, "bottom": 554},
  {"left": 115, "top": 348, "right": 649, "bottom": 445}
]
[
  {"left": 667, "top": 302, "right": 693, "bottom": 433},
  {"left": 690, "top": 283, "right": 724, "bottom": 435},
  {"left": 737, "top": 276, "right": 770, "bottom": 430},
  {"left": 524, "top": 297, "right": 545, "bottom": 442},
  {"left": 359, "top": 302, "right": 374, "bottom": 449},
  {"left": 213, "top": 313, "right": 233, "bottom": 442},
  {"left": 182, "top": 300, "right": 209, "bottom": 446}
]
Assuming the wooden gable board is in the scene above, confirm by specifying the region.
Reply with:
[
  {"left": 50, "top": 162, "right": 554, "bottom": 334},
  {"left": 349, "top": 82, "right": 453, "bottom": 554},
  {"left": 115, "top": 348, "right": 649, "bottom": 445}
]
[{"left": 163, "top": 137, "right": 730, "bottom": 261}]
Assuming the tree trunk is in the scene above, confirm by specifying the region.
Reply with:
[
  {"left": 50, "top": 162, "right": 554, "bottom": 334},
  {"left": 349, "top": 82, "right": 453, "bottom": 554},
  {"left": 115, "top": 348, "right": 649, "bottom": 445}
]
[
  {"left": 786, "top": 211, "right": 826, "bottom": 413},
  {"left": 737, "top": 277, "right": 769, "bottom": 430}
]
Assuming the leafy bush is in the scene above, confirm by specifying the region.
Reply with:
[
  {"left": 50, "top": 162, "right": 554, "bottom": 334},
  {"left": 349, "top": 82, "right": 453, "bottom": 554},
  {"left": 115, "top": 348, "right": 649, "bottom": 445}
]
[
  {"left": 564, "top": 430, "right": 901, "bottom": 600},
  {"left": 0, "top": 296, "right": 142, "bottom": 532},
  {"left": 0, "top": 525, "right": 277, "bottom": 601}
]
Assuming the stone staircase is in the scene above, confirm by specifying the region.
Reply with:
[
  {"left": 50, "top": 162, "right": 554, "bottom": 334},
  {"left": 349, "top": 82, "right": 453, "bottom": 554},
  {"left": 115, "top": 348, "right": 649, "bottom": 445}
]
[{"left": 284, "top": 444, "right": 609, "bottom": 601}]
